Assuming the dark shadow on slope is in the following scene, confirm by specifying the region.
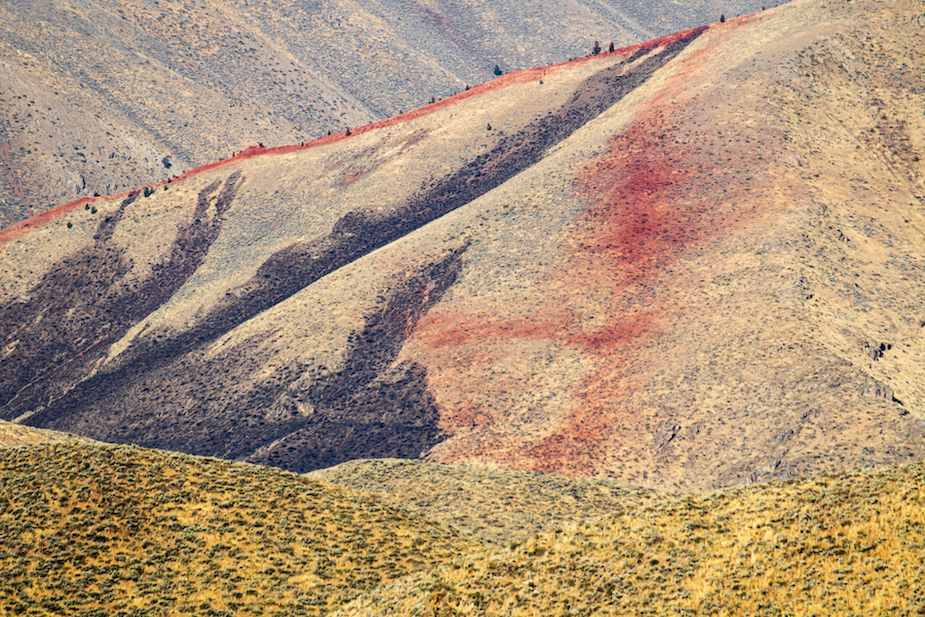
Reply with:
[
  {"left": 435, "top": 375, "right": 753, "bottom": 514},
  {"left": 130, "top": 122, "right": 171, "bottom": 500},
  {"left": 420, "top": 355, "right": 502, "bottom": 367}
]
[
  {"left": 23, "top": 246, "right": 466, "bottom": 473},
  {"left": 107, "top": 28, "right": 706, "bottom": 375},
  {"left": 0, "top": 172, "right": 243, "bottom": 420},
  {"left": 18, "top": 29, "right": 703, "bottom": 452},
  {"left": 246, "top": 245, "right": 467, "bottom": 472}
]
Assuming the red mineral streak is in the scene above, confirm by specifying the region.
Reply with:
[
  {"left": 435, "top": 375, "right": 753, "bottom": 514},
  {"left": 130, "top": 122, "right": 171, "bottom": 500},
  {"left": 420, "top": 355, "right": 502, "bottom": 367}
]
[
  {"left": 523, "top": 123, "right": 720, "bottom": 473},
  {"left": 415, "top": 313, "right": 570, "bottom": 348},
  {"left": 415, "top": 20, "right": 792, "bottom": 474}
]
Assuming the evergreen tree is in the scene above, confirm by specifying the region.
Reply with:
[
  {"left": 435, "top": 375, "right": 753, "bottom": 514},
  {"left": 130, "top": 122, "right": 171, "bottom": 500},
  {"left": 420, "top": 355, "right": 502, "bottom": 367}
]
[{"left": 493, "top": 64, "right": 502, "bottom": 76}]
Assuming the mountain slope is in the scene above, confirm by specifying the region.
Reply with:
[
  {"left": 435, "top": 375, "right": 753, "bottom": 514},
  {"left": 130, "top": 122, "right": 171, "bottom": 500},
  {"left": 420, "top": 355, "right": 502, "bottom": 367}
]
[
  {"left": 0, "top": 0, "right": 765, "bottom": 227},
  {"left": 0, "top": 441, "right": 479, "bottom": 615},
  {"left": 336, "top": 460, "right": 925, "bottom": 616},
  {"left": 2, "top": 0, "right": 924, "bottom": 492}
]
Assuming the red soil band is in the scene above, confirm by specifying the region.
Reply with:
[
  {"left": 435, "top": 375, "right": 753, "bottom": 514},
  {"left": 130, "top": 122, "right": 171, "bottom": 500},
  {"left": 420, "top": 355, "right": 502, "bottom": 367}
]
[
  {"left": 417, "top": 19, "right": 786, "bottom": 474},
  {"left": 0, "top": 197, "right": 98, "bottom": 244},
  {"left": 527, "top": 14, "right": 773, "bottom": 475}
]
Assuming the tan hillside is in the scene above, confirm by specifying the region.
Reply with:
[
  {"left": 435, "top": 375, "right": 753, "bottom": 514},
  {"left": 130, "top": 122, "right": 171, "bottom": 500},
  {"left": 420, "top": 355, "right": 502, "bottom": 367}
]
[
  {"left": 0, "top": 0, "right": 764, "bottom": 227},
  {"left": 0, "top": 441, "right": 481, "bottom": 616},
  {"left": 1, "top": 0, "right": 924, "bottom": 493},
  {"left": 0, "top": 419, "right": 86, "bottom": 447},
  {"left": 337, "top": 461, "right": 925, "bottom": 616},
  {"left": 310, "top": 458, "right": 669, "bottom": 544}
]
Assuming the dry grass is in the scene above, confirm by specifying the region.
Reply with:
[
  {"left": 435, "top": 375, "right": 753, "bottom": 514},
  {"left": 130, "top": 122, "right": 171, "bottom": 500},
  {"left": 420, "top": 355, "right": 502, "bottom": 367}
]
[
  {"left": 2, "top": 440, "right": 924, "bottom": 615},
  {"left": 0, "top": 442, "right": 481, "bottom": 616},
  {"left": 0, "top": 420, "right": 86, "bottom": 448},
  {"left": 337, "top": 461, "right": 925, "bottom": 616},
  {"left": 310, "top": 458, "right": 670, "bottom": 545}
]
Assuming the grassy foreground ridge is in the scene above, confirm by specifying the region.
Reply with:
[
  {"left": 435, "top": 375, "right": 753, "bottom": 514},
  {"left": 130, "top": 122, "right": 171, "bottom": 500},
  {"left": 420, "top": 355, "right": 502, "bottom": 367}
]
[
  {"left": 309, "top": 458, "right": 668, "bottom": 545},
  {"left": 1, "top": 439, "right": 924, "bottom": 616},
  {"left": 0, "top": 442, "right": 479, "bottom": 616},
  {"left": 337, "top": 463, "right": 925, "bottom": 616}
]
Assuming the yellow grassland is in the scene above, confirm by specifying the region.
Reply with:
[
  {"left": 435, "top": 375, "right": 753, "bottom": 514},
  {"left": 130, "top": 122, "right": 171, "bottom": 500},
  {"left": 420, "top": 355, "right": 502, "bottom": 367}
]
[
  {"left": 310, "top": 458, "right": 669, "bottom": 545},
  {"left": 0, "top": 442, "right": 481, "bottom": 616},
  {"left": 0, "top": 420, "right": 86, "bottom": 447},
  {"left": 339, "top": 462, "right": 925, "bottom": 616},
  {"left": 2, "top": 440, "right": 924, "bottom": 616}
]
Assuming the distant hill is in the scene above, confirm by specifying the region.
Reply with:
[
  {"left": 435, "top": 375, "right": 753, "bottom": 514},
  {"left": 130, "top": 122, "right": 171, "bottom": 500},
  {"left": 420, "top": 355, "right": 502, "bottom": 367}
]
[
  {"left": 2, "top": 0, "right": 924, "bottom": 493},
  {"left": 0, "top": 0, "right": 766, "bottom": 227}
]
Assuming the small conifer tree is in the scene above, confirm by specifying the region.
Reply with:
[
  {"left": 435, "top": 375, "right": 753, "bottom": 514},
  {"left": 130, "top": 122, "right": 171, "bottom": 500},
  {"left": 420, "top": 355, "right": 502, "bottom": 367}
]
[{"left": 493, "top": 65, "right": 502, "bottom": 76}]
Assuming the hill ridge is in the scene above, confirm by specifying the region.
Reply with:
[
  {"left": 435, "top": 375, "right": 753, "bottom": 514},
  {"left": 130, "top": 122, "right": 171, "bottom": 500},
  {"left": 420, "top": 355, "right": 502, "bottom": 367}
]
[
  {"left": 0, "top": 23, "right": 713, "bottom": 243},
  {"left": 0, "top": 0, "right": 767, "bottom": 228}
]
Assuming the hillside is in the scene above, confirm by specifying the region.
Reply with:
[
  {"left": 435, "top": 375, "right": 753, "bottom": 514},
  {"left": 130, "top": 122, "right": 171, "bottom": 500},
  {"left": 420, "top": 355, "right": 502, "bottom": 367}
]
[
  {"left": 0, "top": 419, "right": 86, "bottom": 447},
  {"left": 0, "top": 0, "right": 766, "bottom": 227},
  {"left": 1, "top": 0, "right": 924, "bottom": 493},
  {"left": 0, "top": 441, "right": 480, "bottom": 615},
  {"left": 337, "top": 461, "right": 925, "bottom": 616},
  {"left": 310, "top": 458, "right": 668, "bottom": 544},
  {"left": 5, "top": 443, "right": 924, "bottom": 615}
]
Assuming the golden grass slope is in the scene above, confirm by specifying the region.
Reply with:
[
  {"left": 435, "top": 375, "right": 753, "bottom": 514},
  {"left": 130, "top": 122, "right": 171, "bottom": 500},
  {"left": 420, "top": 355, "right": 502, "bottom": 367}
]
[
  {"left": 337, "top": 461, "right": 925, "bottom": 616},
  {"left": 2, "top": 441, "right": 924, "bottom": 616},
  {"left": 0, "top": 420, "right": 86, "bottom": 447},
  {"left": 310, "top": 458, "right": 669, "bottom": 545},
  {"left": 0, "top": 442, "right": 481, "bottom": 616}
]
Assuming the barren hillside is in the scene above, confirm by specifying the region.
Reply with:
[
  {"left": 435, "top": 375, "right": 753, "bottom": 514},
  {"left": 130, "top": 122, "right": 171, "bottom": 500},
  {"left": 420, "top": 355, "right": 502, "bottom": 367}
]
[
  {"left": 1, "top": 0, "right": 924, "bottom": 493},
  {"left": 0, "top": 0, "right": 764, "bottom": 226}
]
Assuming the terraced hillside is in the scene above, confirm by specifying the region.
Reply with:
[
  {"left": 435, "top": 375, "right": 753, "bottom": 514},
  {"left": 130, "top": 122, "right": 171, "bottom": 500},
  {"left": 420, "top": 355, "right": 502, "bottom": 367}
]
[
  {"left": 0, "top": 442, "right": 480, "bottom": 616},
  {"left": 2, "top": 0, "right": 924, "bottom": 493},
  {"left": 0, "top": 0, "right": 766, "bottom": 226}
]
